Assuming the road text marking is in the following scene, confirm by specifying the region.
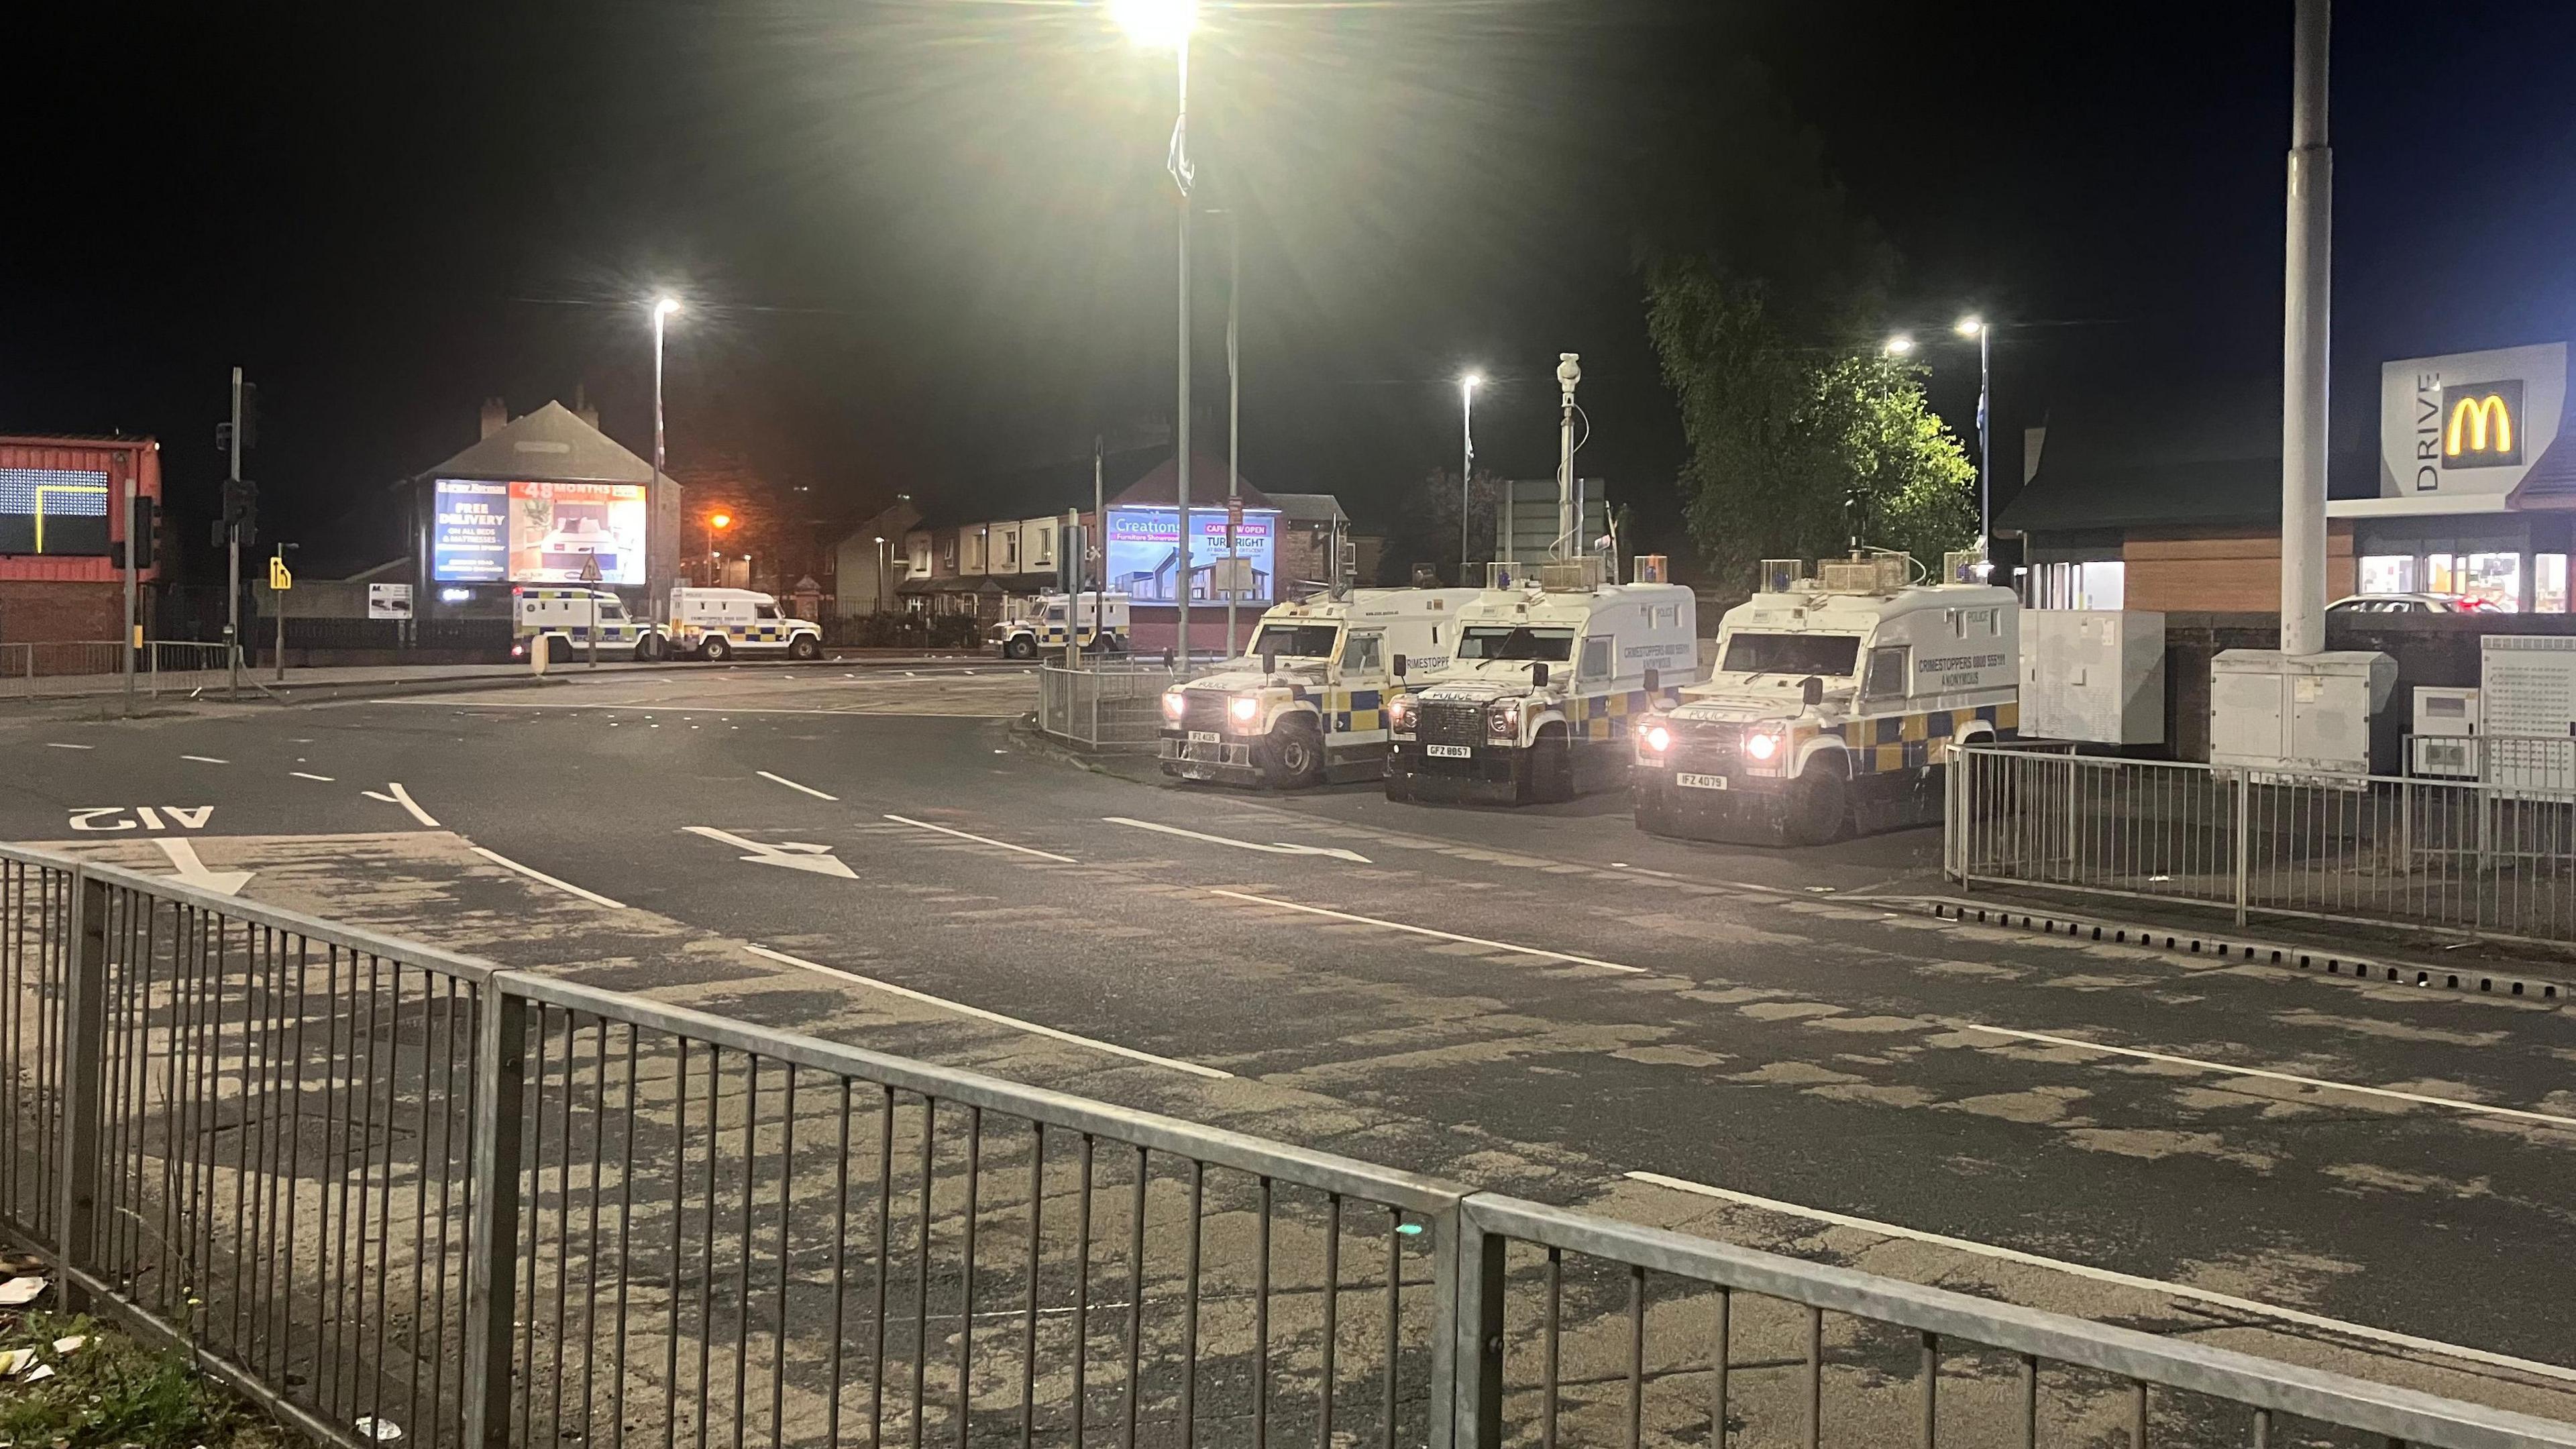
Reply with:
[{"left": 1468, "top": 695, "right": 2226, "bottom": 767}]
[
  {"left": 1949, "top": 1022, "right": 2576, "bottom": 1132},
  {"left": 1104, "top": 816, "right": 1372, "bottom": 864},
  {"left": 68, "top": 807, "right": 211, "bottom": 834},
  {"left": 743, "top": 945, "right": 1229, "bottom": 1078},
  {"left": 883, "top": 814, "right": 1077, "bottom": 863},
  {"left": 756, "top": 770, "right": 839, "bottom": 802},
  {"left": 468, "top": 847, "right": 627, "bottom": 909},
  {"left": 1625, "top": 1172, "right": 2576, "bottom": 1385},
  {"left": 1201, "top": 888, "right": 1646, "bottom": 974}
]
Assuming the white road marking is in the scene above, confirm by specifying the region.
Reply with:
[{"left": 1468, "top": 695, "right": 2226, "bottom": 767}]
[
  {"left": 290, "top": 771, "right": 335, "bottom": 782},
  {"left": 137, "top": 807, "right": 165, "bottom": 831},
  {"left": 152, "top": 839, "right": 254, "bottom": 896},
  {"left": 755, "top": 770, "right": 839, "bottom": 802},
  {"left": 1948, "top": 1022, "right": 2576, "bottom": 1132},
  {"left": 467, "top": 847, "right": 627, "bottom": 909},
  {"left": 380, "top": 783, "right": 440, "bottom": 828},
  {"left": 45, "top": 743, "right": 91, "bottom": 751},
  {"left": 882, "top": 814, "right": 1077, "bottom": 863},
  {"left": 682, "top": 826, "right": 858, "bottom": 879},
  {"left": 1200, "top": 888, "right": 1646, "bottom": 974},
  {"left": 743, "top": 945, "right": 1230, "bottom": 1079},
  {"left": 180, "top": 755, "right": 229, "bottom": 765},
  {"left": 1625, "top": 1171, "right": 2576, "bottom": 1385},
  {"left": 366, "top": 698, "right": 1013, "bottom": 719},
  {"left": 1104, "top": 816, "right": 1372, "bottom": 864}
]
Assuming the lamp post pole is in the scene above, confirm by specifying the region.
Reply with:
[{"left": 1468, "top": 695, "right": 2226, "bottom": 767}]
[
  {"left": 653, "top": 297, "right": 678, "bottom": 601},
  {"left": 1459, "top": 374, "right": 1481, "bottom": 582},
  {"left": 1224, "top": 209, "right": 1240, "bottom": 655},
  {"left": 1171, "top": 32, "right": 1194, "bottom": 666}
]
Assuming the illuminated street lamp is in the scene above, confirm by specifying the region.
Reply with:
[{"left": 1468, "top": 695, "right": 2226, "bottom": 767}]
[
  {"left": 1109, "top": 0, "right": 1199, "bottom": 659},
  {"left": 1882, "top": 333, "right": 1915, "bottom": 357},
  {"left": 1459, "top": 372, "right": 1483, "bottom": 579}
]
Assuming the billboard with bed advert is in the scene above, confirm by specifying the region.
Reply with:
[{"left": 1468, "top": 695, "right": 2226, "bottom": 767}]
[{"left": 433, "top": 479, "right": 648, "bottom": 584}]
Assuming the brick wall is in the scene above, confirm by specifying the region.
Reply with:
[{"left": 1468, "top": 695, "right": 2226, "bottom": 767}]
[{"left": 0, "top": 582, "right": 123, "bottom": 643}]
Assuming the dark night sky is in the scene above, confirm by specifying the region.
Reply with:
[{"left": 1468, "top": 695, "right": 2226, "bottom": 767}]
[{"left": 8, "top": 1, "right": 2575, "bottom": 573}]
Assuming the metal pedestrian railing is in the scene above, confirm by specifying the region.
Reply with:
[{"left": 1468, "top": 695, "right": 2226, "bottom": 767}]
[
  {"left": 0, "top": 639, "right": 239, "bottom": 700},
  {"left": 3, "top": 843, "right": 2573, "bottom": 1448},
  {"left": 1036, "top": 664, "right": 1187, "bottom": 752},
  {"left": 1950, "top": 743, "right": 2576, "bottom": 948}
]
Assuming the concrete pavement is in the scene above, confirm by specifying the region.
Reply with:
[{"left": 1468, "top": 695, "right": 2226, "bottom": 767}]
[{"left": 8, "top": 664, "right": 2574, "bottom": 1424}]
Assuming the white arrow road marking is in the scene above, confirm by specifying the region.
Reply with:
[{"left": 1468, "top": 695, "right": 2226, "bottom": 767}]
[
  {"left": 153, "top": 839, "right": 253, "bottom": 896},
  {"left": 1103, "top": 816, "right": 1372, "bottom": 864},
  {"left": 363, "top": 783, "right": 441, "bottom": 828},
  {"left": 683, "top": 826, "right": 859, "bottom": 879},
  {"left": 1200, "top": 888, "right": 1645, "bottom": 973},
  {"left": 468, "top": 847, "right": 627, "bottom": 909},
  {"left": 743, "top": 945, "right": 1230, "bottom": 1079},
  {"left": 1626, "top": 1172, "right": 2576, "bottom": 1385},
  {"left": 755, "top": 770, "right": 839, "bottom": 802}
]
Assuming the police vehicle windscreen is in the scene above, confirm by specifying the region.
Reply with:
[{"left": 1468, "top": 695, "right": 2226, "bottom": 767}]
[
  {"left": 1250, "top": 624, "right": 1339, "bottom": 658},
  {"left": 1457, "top": 626, "right": 1574, "bottom": 661},
  {"left": 1721, "top": 632, "right": 1860, "bottom": 676}
]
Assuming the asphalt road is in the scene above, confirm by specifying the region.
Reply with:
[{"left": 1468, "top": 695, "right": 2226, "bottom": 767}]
[{"left": 9, "top": 664, "right": 2574, "bottom": 1424}]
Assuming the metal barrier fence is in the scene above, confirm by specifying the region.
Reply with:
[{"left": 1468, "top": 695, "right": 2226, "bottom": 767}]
[
  {"left": 1951, "top": 744, "right": 2576, "bottom": 947},
  {"left": 0, "top": 640, "right": 240, "bottom": 700},
  {"left": 3, "top": 844, "right": 2573, "bottom": 1448},
  {"left": 1036, "top": 664, "right": 1185, "bottom": 751}
]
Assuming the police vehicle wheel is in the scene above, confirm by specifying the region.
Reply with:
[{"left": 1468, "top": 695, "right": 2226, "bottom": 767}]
[
  {"left": 1532, "top": 727, "right": 1577, "bottom": 804},
  {"left": 1786, "top": 766, "right": 1850, "bottom": 847},
  {"left": 788, "top": 635, "right": 822, "bottom": 661},
  {"left": 702, "top": 635, "right": 733, "bottom": 663},
  {"left": 1263, "top": 719, "right": 1325, "bottom": 790},
  {"left": 1004, "top": 637, "right": 1036, "bottom": 660},
  {"left": 633, "top": 635, "right": 663, "bottom": 663}
]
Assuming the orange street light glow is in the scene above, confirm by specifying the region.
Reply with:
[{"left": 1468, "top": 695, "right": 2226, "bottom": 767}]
[{"left": 708, "top": 513, "right": 733, "bottom": 530}]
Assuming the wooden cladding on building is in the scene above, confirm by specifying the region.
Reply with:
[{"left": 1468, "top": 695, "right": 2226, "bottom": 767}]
[{"left": 2123, "top": 525, "right": 2356, "bottom": 612}]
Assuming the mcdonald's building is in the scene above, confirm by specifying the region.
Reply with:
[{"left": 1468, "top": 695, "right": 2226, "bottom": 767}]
[{"left": 2347, "top": 341, "right": 2573, "bottom": 611}]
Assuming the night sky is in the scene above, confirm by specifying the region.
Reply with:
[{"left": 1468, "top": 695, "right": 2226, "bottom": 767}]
[{"left": 9, "top": 1, "right": 2575, "bottom": 576}]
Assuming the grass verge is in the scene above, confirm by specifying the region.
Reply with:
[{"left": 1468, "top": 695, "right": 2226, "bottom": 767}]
[{"left": 0, "top": 1308, "right": 288, "bottom": 1449}]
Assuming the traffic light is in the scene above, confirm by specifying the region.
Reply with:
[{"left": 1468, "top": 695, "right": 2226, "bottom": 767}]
[
  {"left": 223, "top": 477, "right": 258, "bottom": 527},
  {"left": 122, "top": 496, "right": 157, "bottom": 571}
]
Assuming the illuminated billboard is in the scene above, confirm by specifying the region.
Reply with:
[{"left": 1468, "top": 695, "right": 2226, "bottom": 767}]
[
  {"left": 0, "top": 468, "right": 111, "bottom": 556},
  {"left": 433, "top": 478, "right": 647, "bottom": 584},
  {"left": 1104, "top": 506, "right": 1276, "bottom": 603}
]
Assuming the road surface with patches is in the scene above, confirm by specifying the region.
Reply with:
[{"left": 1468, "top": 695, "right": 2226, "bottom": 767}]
[{"left": 6, "top": 663, "right": 2574, "bottom": 1424}]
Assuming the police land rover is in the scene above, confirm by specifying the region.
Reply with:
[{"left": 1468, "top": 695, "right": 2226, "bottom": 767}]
[
  {"left": 1159, "top": 588, "right": 1481, "bottom": 788},
  {"left": 1632, "top": 553, "right": 2019, "bottom": 844},
  {"left": 511, "top": 586, "right": 671, "bottom": 662},
  {"left": 992, "top": 592, "right": 1131, "bottom": 659},
  {"left": 1385, "top": 559, "right": 1697, "bottom": 804}
]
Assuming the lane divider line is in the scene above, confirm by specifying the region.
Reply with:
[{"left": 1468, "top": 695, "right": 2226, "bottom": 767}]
[
  {"left": 1625, "top": 1171, "right": 2576, "bottom": 1385},
  {"left": 386, "top": 783, "right": 441, "bottom": 828},
  {"left": 1104, "top": 816, "right": 1372, "bottom": 863},
  {"left": 181, "top": 755, "right": 229, "bottom": 765},
  {"left": 1200, "top": 888, "right": 1646, "bottom": 974},
  {"left": 757, "top": 770, "right": 840, "bottom": 802},
  {"left": 883, "top": 814, "right": 1077, "bottom": 863},
  {"left": 743, "top": 945, "right": 1230, "bottom": 1079},
  {"left": 468, "top": 847, "right": 627, "bottom": 910},
  {"left": 1946, "top": 1021, "right": 2576, "bottom": 1132},
  {"left": 290, "top": 771, "right": 336, "bottom": 782},
  {"left": 45, "top": 743, "right": 91, "bottom": 751}
]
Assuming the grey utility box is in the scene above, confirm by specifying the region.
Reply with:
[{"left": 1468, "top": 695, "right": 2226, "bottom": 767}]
[
  {"left": 2209, "top": 649, "right": 2397, "bottom": 777},
  {"left": 2022, "top": 610, "right": 2166, "bottom": 745}
]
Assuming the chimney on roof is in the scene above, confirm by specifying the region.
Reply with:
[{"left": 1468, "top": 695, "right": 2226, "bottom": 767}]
[
  {"left": 572, "top": 384, "right": 601, "bottom": 433},
  {"left": 479, "top": 396, "right": 509, "bottom": 439}
]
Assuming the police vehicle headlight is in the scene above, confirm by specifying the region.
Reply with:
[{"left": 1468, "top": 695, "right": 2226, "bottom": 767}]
[
  {"left": 1161, "top": 691, "right": 1187, "bottom": 721},
  {"left": 1387, "top": 696, "right": 1413, "bottom": 731},
  {"left": 1228, "top": 695, "right": 1262, "bottom": 726},
  {"left": 1487, "top": 703, "right": 1517, "bottom": 737},
  {"left": 1643, "top": 724, "right": 1672, "bottom": 754},
  {"left": 1744, "top": 728, "right": 1782, "bottom": 762}
]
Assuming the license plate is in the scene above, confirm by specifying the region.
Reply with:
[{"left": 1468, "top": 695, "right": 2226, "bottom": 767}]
[
  {"left": 1189, "top": 731, "right": 1220, "bottom": 744},
  {"left": 1676, "top": 772, "right": 1730, "bottom": 791},
  {"left": 1426, "top": 744, "right": 1472, "bottom": 759}
]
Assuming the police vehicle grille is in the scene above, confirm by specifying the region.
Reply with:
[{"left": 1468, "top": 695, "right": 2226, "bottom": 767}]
[
  {"left": 1179, "top": 692, "right": 1232, "bottom": 733},
  {"left": 1415, "top": 700, "right": 1487, "bottom": 747},
  {"left": 1670, "top": 722, "right": 1741, "bottom": 769}
]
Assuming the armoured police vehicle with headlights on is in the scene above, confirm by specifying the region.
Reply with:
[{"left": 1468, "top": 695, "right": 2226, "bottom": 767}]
[
  {"left": 1631, "top": 553, "right": 2019, "bottom": 844},
  {"left": 1385, "top": 559, "right": 1697, "bottom": 805},
  {"left": 1159, "top": 588, "right": 1482, "bottom": 788},
  {"left": 993, "top": 592, "right": 1130, "bottom": 659}
]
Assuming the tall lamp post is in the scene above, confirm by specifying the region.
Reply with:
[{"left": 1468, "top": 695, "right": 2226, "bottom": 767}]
[
  {"left": 652, "top": 295, "right": 681, "bottom": 603},
  {"left": 1458, "top": 372, "right": 1483, "bottom": 582},
  {"left": 1956, "top": 315, "right": 1992, "bottom": 552},
  {"left": 1110, "top": 0, "right": 1197, "bottom": 662}
]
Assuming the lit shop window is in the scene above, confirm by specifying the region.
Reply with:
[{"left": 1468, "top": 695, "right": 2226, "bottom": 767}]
[
  {"left": 2425, "top": 553, "right": 2456, "bottom": 594},
  {"left": 2357, "top": 555, "right": 2416, "bottom": 594},
  {"left": 2462, "top": 552, "right": 2521, "bottom": 612},
  {"left": 2538, "top": 555, "right": 2569, "bottom": 614}
]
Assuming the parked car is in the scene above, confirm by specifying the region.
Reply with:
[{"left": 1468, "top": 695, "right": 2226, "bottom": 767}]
[{"left": 2326, "top": 592, "right": 2500, "bottom": 614}]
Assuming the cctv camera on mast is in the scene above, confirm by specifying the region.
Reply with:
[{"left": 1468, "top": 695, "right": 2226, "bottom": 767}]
[{"left": 1554, "top": 354, "right": 1582, "bottom": 559}]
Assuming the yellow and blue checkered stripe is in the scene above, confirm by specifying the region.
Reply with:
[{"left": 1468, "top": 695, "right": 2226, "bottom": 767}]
[
  {"left": 1287, "top": 684, "right": 1387, "bottom": 737},
  {"left": 1827, "top": 702, "right": 2021, "bottom": 773},
  {"left": 1570, "top": 686, "right": 1685, "bottom": 741}
]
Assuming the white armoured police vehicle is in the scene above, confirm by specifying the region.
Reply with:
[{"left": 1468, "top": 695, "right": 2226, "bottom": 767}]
[
  {"left": 1385, "top": 560, "right": 1697, "bottom": 804},
  {"left": 1632, "top": 553, "right": 2019, "bottom": 844},
  {"left": 667, "top": 586, "right": 824, "bottom": 661},
  {"left": 993, "top": 592, "right": 1131, "bottom": 659},
  {"left": 512, "top": 586, "right": 670, "bottom": 662},
  {"left": 1159, "top": 588, "right": 1482, "bottom": 788}
]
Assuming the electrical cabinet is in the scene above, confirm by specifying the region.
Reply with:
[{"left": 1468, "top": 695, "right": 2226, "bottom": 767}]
[{"left": 2022, "top": 610, "right": 2165, "bottom": 745}]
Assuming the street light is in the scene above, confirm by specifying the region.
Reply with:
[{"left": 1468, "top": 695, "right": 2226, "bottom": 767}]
[
  {"left": 1955, "top": 315, "right": 1992, "bottom": 551},
  {"left": 1459, "top": 372, "right": 1483, "bottom": 580},
  {"left": 1108, "top": 0, "right": 1199, "bottom": 661},
  {"left": 651, "top": 295, "right": 681, "bottom": 596},
  {"left": 874, "top": 535, "right": 890, "bottom": 615},
  {"left": 1882, "top": 333, "right": 1915, "bottom": 357}
]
